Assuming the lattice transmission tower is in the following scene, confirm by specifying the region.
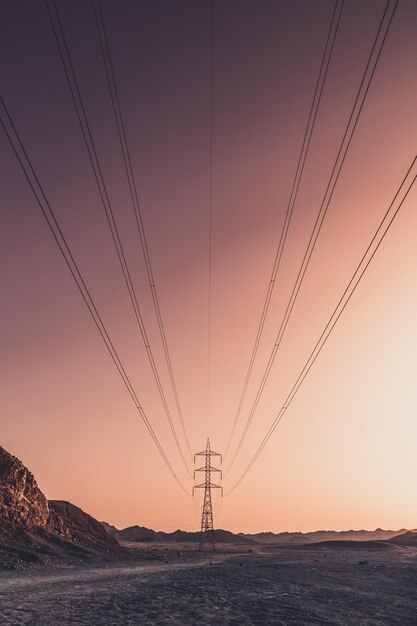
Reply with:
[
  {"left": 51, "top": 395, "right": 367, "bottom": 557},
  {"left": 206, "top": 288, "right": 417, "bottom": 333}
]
[{"left": 193, "top": 438, "right": 222, "bottom": 551}]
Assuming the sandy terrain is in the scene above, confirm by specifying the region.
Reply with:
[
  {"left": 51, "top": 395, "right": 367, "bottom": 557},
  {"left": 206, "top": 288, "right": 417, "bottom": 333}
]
[{"left": 0, "top": 542, "right": 416, "bottom": 625}]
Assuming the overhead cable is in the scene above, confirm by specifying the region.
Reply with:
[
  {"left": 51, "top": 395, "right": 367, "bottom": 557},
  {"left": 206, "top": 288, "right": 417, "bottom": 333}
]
[
  {"left": 223, "top": 0, "right": 345, "bottom": 459},
  {"left": 0, "top": 95, "right": 191, "bottom": 496},
  {"left": 225, "top": 0, "right": 398, "bottom": 475},
  {"left": 207, "top": 0, "right": 215, "bottom": 437},
  {"left": 45, "top": 0, "right": 191, "bottom": 476},
  {"left": 225, "top": 156, "right": 416, "bottom": 496},
  {"left": 91, "top": 0, "right": 193, "bottom": 461}
]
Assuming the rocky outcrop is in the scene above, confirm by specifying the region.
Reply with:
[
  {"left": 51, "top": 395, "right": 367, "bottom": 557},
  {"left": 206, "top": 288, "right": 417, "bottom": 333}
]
[
  {"left": 0, "top": 445, "right": 126, "bottom": 567},
  {"left": 0, "top": 446, "right": 49, "bottom": 529},
  {"left": 49, "top": 501, "right": 120, "bottom": 552}
]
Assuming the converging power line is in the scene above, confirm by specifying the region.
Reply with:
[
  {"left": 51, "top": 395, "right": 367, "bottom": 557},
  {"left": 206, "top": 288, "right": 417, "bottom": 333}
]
[
  {"left": 45, "top": 0, "right": 192, "bottom": 476},
  {"left": 225, "top": 156, "right": 416, "bottom": 495},
  {"left": 0, "top": 94, "right": 191, "bottom": 496},
  {"left": 225, "top": 0, "right": 398, "bottom": 476}
]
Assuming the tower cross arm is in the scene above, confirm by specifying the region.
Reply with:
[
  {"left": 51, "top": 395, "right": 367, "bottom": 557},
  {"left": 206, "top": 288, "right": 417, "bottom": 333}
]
[
  {"left": 193, "top": 482, "right": 222, "bottom": 493},
  {"left": 193, "top": 438, "right": 222, "bottom": 463},
  {"left": 194, "top": 465, "right": 222, "bottom": 478},
  {"left": 194, "top": 450, "right": 222, "bottom": 463}
]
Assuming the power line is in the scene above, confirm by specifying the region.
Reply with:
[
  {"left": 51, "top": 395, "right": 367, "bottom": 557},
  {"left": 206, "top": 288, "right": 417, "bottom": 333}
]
[
  {"left": 223, "top": 0, "right": 345, "bottom": 459},
  {"left": 0, "top": 94, "right": 191, "bottom": 496},
  {"left": 207, "top": 0, "right": 215, "bottom": 437},
  {"left": 91, "top": 0, "right": 193, "bottom": 461},
  {"left": 224, "top": 156, "right": 416, "bottom": 496},
  {"left": 45, "top": 0, "right": 191, "bottom": 476},
  {"left": 213, "top": 488, "right": 223, "bottom": 527},
  {"left": 225, "top": 0, "right": 398, "bottom": 475},
  {"left": 192, "top": 491, "right": 202, "bottom": 530}
]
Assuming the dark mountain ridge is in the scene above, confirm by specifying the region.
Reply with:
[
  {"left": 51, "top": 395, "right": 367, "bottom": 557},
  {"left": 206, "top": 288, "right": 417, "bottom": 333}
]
[
  {"left": 102, "top": 522, "right": 254, "bottom": 544},
  {"left": 240, "top": 528, "right": 411, "bottom": 544}
]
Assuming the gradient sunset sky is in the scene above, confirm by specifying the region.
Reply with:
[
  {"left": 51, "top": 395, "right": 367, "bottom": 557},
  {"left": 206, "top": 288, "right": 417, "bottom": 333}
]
[{"left": 1, "top": 0, "right": 416, "bottom": 533}]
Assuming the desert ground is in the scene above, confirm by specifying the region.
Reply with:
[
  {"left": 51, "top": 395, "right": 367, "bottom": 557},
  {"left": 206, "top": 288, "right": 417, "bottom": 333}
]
[{"left": 0, "top": 541, "right": 416, "bottom": 625}]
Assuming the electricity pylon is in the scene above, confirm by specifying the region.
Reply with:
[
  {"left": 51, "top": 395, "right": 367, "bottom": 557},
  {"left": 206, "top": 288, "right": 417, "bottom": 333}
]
[{"left": 193, "top": 438, "right": 222, "bottom": 551}]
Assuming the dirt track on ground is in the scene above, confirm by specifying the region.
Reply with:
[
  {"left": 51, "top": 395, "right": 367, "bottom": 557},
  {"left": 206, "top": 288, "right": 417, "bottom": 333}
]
[{"left": 1, "top": 543, "right": 416, "bottom": 625}]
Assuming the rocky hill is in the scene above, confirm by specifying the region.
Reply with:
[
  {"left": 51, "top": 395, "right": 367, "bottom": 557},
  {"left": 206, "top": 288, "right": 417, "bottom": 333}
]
[
  {"left": 48, "top": 500, "right": 122, "bottom": 552},
  {"left": 0, "top": 445, "right": 125, "bottom": 568},
  {"left": 0, "top": 445, "right": 49, "bottom": 528}
]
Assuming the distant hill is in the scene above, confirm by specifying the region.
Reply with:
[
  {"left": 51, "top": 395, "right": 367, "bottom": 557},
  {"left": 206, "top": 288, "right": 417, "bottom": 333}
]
[
  {"left": 102, "top": 522, "right": 410, "bottom": 548},
  {"left": 102, "top": 522, "right": 254, "bottom": 545},
  {"left": 302, "top": 540, "right": 394, "bottom": 551},
  {"left": 241, "top": 528, "right": 409, "bottom": 544},
  {"left": 0, "top": 445, "right": 125, "bottom": 568},
  {"left": 388, "top": 531, "right": 417, "bottom": 546}
]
